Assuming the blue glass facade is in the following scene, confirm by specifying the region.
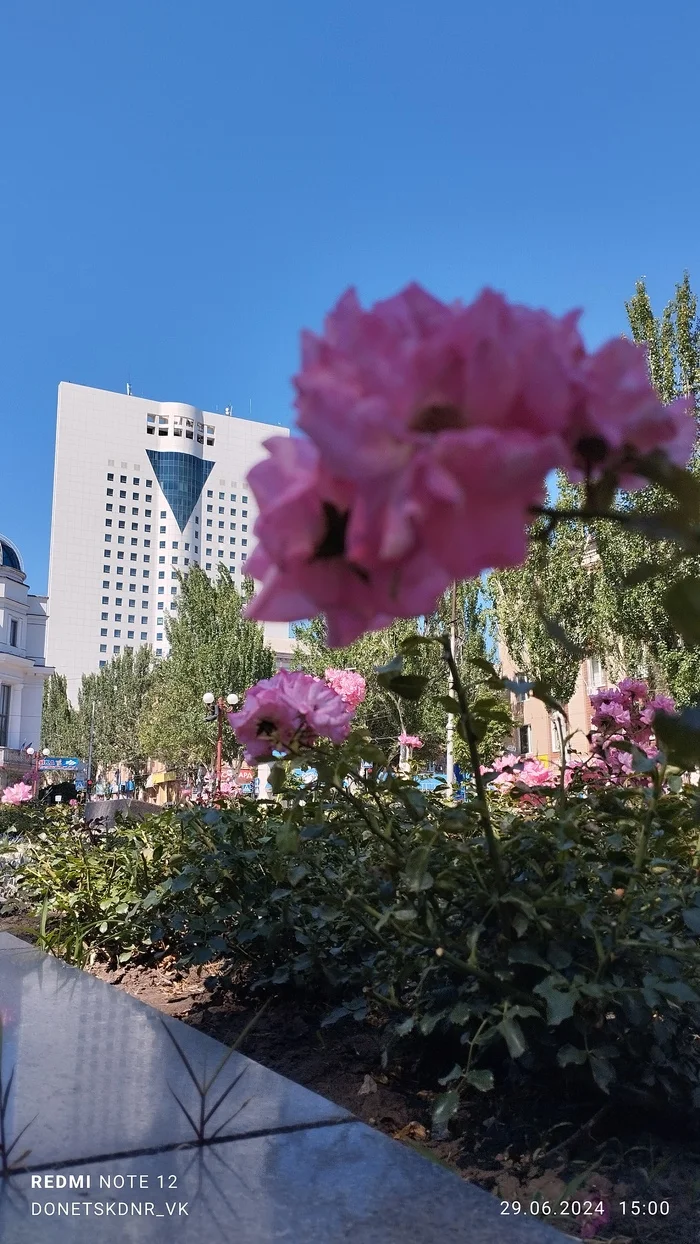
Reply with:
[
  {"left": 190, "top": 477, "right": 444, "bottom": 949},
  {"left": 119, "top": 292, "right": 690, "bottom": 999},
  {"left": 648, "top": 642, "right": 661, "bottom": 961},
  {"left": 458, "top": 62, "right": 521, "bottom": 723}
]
[{"left": 146, "top": 450, "right": 215, "bottom": 531}]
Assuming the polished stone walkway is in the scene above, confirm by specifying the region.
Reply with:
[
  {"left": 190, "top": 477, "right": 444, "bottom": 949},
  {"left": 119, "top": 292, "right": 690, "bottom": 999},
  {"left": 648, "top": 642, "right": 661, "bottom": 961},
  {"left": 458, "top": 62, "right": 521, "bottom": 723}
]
[{"left": 0, "top": 933, "right": 565, "bottom": 1241}]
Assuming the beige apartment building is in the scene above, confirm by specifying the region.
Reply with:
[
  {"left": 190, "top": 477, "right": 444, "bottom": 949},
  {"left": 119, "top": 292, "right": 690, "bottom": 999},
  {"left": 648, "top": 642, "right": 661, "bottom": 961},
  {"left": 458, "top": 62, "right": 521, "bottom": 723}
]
[{"left": 499, "top": 646, "right": 608, "bottom": 767}]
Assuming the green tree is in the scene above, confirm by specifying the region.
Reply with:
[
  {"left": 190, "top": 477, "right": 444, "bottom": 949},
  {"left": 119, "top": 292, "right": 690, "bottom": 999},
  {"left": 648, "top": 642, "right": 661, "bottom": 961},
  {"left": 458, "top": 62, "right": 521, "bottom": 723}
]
[
  {"left": 489, "top": 475, "right": 605, "bottom": 704},
  {"left": 42, "top": 673, "right": 78, "bottom": 757},
  {"left": 73, "top": 646, "right": 155, "bottom": 786},
  {"left": 595, "top": 274, "right": 700, "bottom": 702},
  {"left": 491, "top": 274, "right": 700, "bottom": 707},
  {"left": 139, "top": 566, "right": 274, "bottom": 771}
]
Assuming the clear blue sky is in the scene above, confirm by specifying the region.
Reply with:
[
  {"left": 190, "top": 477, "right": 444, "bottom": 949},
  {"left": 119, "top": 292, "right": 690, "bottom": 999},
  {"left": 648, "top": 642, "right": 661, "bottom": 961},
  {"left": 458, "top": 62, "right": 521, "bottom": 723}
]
[{"left": 1, "top": 0, "right": 699, "bottom": 594}]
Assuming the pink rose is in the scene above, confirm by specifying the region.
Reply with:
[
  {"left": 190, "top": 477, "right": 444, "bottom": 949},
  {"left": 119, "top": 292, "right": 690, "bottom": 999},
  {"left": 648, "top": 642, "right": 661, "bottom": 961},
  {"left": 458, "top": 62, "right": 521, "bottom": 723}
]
[
  {"left": 324, "top": 668, "right": 367, "bottom": 711},
  {"left": 398, "top": 733, "right": 423, "bottom": 749},
  {"left": 1, "top": 782, "right": 33, "bottom": 805},
  {"left": 229, "top": 670, "right": 352, "bottom": 764}
]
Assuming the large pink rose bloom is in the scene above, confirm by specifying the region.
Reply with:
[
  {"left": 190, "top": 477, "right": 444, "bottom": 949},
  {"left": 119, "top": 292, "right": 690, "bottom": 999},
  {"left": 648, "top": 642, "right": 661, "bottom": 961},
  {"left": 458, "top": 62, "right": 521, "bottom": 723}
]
[
  {"left": 244, "top": 284, "right": 694, "bottom": 646},
  {"left": 1, "top": 782, "right": 33, "bottom": 805},
  {"left": 228, "top": 670, "right": 352, "bottom": 764}
]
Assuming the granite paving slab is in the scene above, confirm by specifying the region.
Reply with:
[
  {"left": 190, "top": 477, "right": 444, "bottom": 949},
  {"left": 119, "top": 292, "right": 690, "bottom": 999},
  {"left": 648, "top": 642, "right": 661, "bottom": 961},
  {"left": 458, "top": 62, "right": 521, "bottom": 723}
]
[
  {"left": 0, "top": 1120, "right": 568, "bottom": 1243},
  {"left": 0, "top": 941, "right": 349, "bottom": 1169},
  {"left": 0, "top": 934, "right": 34, "bottom": 950}
]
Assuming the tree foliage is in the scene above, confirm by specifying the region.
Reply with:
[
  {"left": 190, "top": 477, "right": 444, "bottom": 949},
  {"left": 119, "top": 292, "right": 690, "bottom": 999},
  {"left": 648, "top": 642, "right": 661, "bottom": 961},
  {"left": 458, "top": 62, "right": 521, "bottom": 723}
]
[
  {"left": 595, "top": 274, "right": 700, "bottom": 703},
  {"left": 138, "top": 566, "right": 274, "bottom": 770},
  {"left": 492, "top": 274, "right": 700, "bottom": 707},
  {"left": 42, "top": 652, "right": 155, "bottom": 783},
  {"left": 42, "top": 673, "right": 78, "bottom": 758},
  {"left": 489, "top": 476, "right": 602, "bottom": 704}
]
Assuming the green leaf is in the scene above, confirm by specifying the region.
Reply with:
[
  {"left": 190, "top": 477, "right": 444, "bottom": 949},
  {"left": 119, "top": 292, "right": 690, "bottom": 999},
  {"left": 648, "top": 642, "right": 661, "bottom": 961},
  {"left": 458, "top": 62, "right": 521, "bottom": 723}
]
[
  {"left": 288, "top": 863, "right": 309, "bottom": 887},
  {"left": 449, "top": 1002, "right": 475, "bottom": 1025},
  {"left": 533, "top": 976, "right": 578, "bottom": 1026},
  {"left": 394, "top": 1017, "right": 415, "bottom": 1037},
  {"left": 432, "top": 1089, "right": 460, "bottom": 1129},
  {"left": 437, "top": 1063, "right": 462, "bottom": 1086},
  {"left": 682, "top": 907, "right": 700, "bottom": 935},
  {"left": 654, "top": 708, "right": 700, "bottom": 768},
  {"left": 663, "top": 577, "right": 700, "bottom": 647},
  {"left": 589, "top": 1054, "right": 616, "bottom": 1095},
  {"left": 656, "top": 979, "right": 700, "bottom": 1003},
  {"left": 498, "top": 1017, "right": 527, "bottom": 1059},
  {"left": 465, "top": 1069, "right": 494, "bottom": 1092},
  {"left": 404, "top": 845, "right": 434, "bottom": 893},
  {"left": 276, "top": 822, "right": 299, "bottom": 855},
  {"left": 320, "top": 1006, "right": 349, "bottom": 1027},
  {"left": 557, "top": 1044, "right": 588, "bottom": 1068},
  {"left": 438, "top": 695, "right": 462, "bottom": 715},
  {"left": 386, "top": 674, "right": 429, "bottom": 700}
]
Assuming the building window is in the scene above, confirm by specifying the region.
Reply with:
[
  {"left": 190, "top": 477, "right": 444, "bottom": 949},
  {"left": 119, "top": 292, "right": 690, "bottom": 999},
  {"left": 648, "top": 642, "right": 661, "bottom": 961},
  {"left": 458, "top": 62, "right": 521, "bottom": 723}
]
[
  {"left": 115, "top": 597, "right": 122, "bottom": 606},
  {"left": 158, "top": 556, "right": 165, "bottom": 564},
  {"left": 0, "top": 684, "right": 10, "bottom": 746},
  {"left": 106, "top": 503, "right": 113, "bottom": 512},
  {"left": 107, "top": 472, "right": 114, "bottom": 481},
  {"left": 242, "top": 495, "right": 248, "bottom": 503},
  {"left": 551, "top": 714, "right": 566, "bottom": 753},
  {"left": 120, "top": 475, "right": 127, "bottom": 483},
  {"left": 100, "top": 628, "right": 107, "bottom": 636},
  {"left": 156, "top": 648, "right": 163, "bottom": 656},
  {"left": 242, "top": 510, "right": 248, "bottom": 517},
  {"left": 9, "top": 619, "right": 18, "bottom": 647},
  {"left": 241, "top": 553, "right": 247, "bottom": 562},
  {"left": 113, "top": 645, "right": 120, "bottom": 654},
  {"left": 127, "top": 631, "right": 134, "bottom": 640},
  {"left": 99, "top": 660, "right": 106, "bottom": 668},
  {"left": 144, "top": 555, "right": 150, "bottom": 563},
  {"left": 513, "top": 673, "right": 528, "bottom": 703},
  {"left": 241, "top": 539, "right": 247, "bottom": 547},
  {"left": 141, "top": 615, "right": 148, "bottom": 624},
  {"left": 99, "top": 645, "right": 107, "bottom": 654},
  {"left": 158, "top": 571, "right": 165, "bottom": 580},
  {"left": 517, "top": 724, "right": 531, "bottom": 754},
  {"left": 158, "top": 587, "right": 164, "bottom": 595},
  {"left": 207, "top": 490, "right": 213, "bottom": 498},
  {"left": 132, "top": 492, "right": 139, "bottom": 500},
  {"left": 103, "top": 581, "right": 110, "bottom": 589},
  {"left": 171, "top": 556, "right": 178, "bottom": 565},
  {"left": 205, "top": 562, "right": 212, "bottom": 570},
  {"left": 587, "top": 655, "right": 605, "bottom": 689},
  {"left": 140, "top": 632, "right": 147, "bottom": 640},
  {"left": 119, "top": 505, "right": 126, "bottom": 514},
  {"left": 106, "top": 488, "right": 113, "bottom": 497}
]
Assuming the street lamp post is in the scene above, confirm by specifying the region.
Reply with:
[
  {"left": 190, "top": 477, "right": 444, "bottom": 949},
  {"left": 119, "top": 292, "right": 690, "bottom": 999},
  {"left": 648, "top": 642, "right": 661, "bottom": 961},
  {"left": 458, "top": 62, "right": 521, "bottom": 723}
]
[
  {"left": 202, "top": 692, "right": 239, "bottom": 797},
  {"left": 25, "top": 747, "right": 50, "bottom": 799}
]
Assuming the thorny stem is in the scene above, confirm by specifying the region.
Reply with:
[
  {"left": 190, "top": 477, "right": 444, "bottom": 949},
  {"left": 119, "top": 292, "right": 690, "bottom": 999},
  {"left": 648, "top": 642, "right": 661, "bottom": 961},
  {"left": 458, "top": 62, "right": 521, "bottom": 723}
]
[{"left": 440, "top": 636, "right": 506, "bottom": 895}]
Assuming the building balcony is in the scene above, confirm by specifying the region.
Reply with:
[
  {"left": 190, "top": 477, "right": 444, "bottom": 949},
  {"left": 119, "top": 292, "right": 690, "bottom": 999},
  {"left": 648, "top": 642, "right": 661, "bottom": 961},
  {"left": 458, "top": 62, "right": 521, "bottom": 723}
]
[{"left": 0, "top": 747, "right": 27, "bottom": 772}]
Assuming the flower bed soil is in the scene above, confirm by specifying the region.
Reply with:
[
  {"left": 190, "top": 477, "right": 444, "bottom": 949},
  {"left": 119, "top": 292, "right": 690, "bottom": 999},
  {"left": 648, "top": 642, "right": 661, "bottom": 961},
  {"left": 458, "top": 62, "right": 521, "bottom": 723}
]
[{"left": 2, "top": 916, "right": 698, "bottom": 1243}]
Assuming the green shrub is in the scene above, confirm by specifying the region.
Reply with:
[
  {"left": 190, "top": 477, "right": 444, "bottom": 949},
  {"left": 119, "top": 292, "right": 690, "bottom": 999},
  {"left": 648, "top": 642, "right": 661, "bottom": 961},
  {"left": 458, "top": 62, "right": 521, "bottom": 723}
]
[{"left": 13, "top": 734, "right": 700, "bottom": 1123}]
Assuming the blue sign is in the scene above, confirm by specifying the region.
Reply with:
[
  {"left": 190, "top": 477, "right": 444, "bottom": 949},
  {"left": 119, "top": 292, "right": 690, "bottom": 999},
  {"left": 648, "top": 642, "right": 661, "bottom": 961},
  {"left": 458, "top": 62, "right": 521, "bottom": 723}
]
[{"left": 38, "top": 757, "right": 84, "bottom": 772}]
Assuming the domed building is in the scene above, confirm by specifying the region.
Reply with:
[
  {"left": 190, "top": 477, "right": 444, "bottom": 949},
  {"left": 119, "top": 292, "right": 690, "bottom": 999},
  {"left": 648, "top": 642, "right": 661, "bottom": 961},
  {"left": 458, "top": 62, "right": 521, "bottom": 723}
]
[{"left": 0, "top": 535, "right": 53, "bottom": 789}]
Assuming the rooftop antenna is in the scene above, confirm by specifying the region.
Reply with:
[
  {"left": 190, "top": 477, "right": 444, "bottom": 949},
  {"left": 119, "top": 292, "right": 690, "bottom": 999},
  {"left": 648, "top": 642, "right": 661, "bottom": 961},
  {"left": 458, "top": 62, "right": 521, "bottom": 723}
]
[
  {"left": 249, "top": 398, "right": 252, "bottom": 419},
  {"left": 126, "top": 380, "right": 132, "bottom": 396}
]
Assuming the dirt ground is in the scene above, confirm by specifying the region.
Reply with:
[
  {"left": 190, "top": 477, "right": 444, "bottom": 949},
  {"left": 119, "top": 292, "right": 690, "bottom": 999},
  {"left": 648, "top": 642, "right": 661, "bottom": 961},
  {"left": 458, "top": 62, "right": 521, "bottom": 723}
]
[{"left": 3, "top": 915, "right": 699, "bottom": 1243}]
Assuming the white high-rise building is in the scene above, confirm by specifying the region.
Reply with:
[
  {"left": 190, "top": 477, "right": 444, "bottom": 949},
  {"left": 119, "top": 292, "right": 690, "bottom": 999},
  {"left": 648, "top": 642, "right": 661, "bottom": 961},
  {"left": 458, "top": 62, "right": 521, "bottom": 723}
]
[{"left": 46, "top": 383, "right": 293, "bottom": 702}]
